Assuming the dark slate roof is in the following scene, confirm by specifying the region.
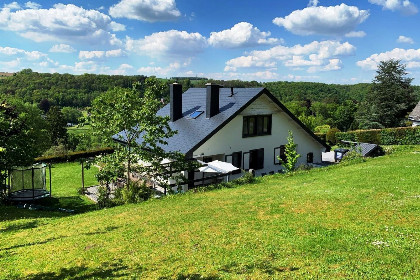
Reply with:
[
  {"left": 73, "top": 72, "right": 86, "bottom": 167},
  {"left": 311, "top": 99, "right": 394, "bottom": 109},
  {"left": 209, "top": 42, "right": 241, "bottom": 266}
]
[
  {"left": 113, "top": 87, "right": 330, "bottom": 157},
  {"left": 351, "top": 142, "right": 379, "bottom": 157},
  {"left": 408, "top": 101, "right": 420, "bottom": 121}
]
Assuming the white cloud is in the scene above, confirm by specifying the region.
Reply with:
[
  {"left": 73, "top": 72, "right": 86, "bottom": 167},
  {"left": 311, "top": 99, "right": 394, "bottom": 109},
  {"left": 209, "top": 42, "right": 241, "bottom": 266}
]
[
  {"left": 369, "top": 0, "right": 418, "bottom": 15},
  {"left": 273, "top": 4, "right": 369, "bottom": 36},
  {"left": 397, "top": 35, "right": 414, "bottom": 44},
  {"left": 357, "top": 48, "right": 420, "bottom": 70},
  {"left": 208, "top": 22, "right": 280, "bottom": 48},
  {"left": 137, "top": 62, "right": 181, "bottom": 76},
  {"left": 225, "top": 40, "right": 355, "bottom": 73},
  {"left": 25, "top": 2, "right": 41, "bottom": 9},
  {"left": 308, "top": 0, "right": 319, "bottom": 7},
  {"left": 207, "top": 71, "right": 280, "bottom": 81},
  {"left": 79, "top": 49, "right": 124, "bottom": 60},
  {"left": 126, "top": 30, "right": 207, "bottom": 59},
  {"left": 345, "top": 31, "right": 366, "bottom": 38},
  {"left": 109, "top": 0, "right": 181, "bottom": 22},
  {"left": 4, "top": 2, "right": 20, "bottom": 10},
  {"left": 49, "top": 44, "right": 76, "bottom": 53},
  {"left": 0, "top": 4, "right": 125, "bottom": 46},
  {"left": 0, "top": 46, "right": 46, "bottom": 60}
]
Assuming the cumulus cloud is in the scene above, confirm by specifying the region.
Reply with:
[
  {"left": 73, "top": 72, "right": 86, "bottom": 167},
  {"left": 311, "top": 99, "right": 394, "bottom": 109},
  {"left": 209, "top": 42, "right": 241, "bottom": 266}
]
[
  {"left": 0, "top": 46, "right": 46, "bottom": 60},
  {"left": 4, "top": 2, "right": 20, "bottom": 10},
  {"left": 49, "top": 44, "right": 76, "bottom": 53},
  {"left": 225, "top": 40, "right": 355, "bottom": 73},
  {"left": 137, "top": 62, "right": 181, "bottom": 76},
  {"left": 273, "top": 4, "right": 369, "bottom": 36},
  {"left": 345, "top": 31, "right": 366, "bottom": 38},
  {"left": 308, "top": 0, "right": 319, "bottom": 7},
  {"left": 397, "top": 35, "right": 414, "bottom": 44},
  {"left": 126, "top": 30, "right": 207, "bottom": 59},
  {"left": 109, "top": 0, "right": 181, "bottom": 22},
  {"left": 357, "top": 48, "right": 420, "bottom": 70},
  {"left": 24, "top": 1, "right": 40, "bottom": 9},
  {"left": 79, "top": 49, "right": 124, "bottom": 60},
  {"left": 369, "top": 0, "right": 418, "bottom": 15},
  {"left": 208, "top": 22, "right": 280, "bottom": 48},
  {"left": 0, "top": 4, "right": 125, "bottom": 46}
]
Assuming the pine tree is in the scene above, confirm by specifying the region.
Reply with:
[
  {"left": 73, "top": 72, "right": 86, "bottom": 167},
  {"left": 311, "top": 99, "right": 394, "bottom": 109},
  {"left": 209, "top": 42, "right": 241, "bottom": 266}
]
[{"left": 356, "top": 59, "right": 416, "bottom": 128}]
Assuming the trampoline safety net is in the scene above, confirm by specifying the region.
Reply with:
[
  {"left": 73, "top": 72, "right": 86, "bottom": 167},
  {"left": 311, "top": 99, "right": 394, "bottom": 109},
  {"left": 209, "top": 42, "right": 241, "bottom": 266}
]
[{"left": 8, "top": 163, "right": 49, "bottom": 201}]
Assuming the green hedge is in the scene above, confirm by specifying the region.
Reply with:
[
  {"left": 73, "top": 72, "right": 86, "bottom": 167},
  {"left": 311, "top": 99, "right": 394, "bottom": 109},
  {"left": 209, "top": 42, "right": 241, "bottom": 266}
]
[
  {"left": 35, "top": 147, "right": 114, "bottom": 163},
  {"left": 315, "top": 133, "right": 326, "bottom": 142},
  {"left": 336, "top": 127, "right": 420, "bottom": 145}
]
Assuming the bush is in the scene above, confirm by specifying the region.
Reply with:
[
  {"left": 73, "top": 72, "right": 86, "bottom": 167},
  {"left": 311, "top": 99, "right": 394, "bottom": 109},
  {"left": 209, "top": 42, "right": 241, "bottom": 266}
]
[
  {"left": 114, "top": 181, "right": 153, "bottom": 204},
  {"left": 340, "top": 150, "right": 366, "bottom": 165},
  {"left": 96, "top": 186, "right": 113, "bottom": 209},
  {"left": 326, "top": 128, "right": 341, "bottom": 145},
  {"left": 315, "top": 132, "right": 326, "bottom": 143}
]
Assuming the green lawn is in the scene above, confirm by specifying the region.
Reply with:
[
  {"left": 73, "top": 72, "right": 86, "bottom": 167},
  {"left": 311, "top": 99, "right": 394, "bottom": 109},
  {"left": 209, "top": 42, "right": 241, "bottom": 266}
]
[
  {"left": 0, "top": 147, "right": 419, "bottom": 279},
  {"left": 67, "top": 125, "right": 92, "bottom": 136}
]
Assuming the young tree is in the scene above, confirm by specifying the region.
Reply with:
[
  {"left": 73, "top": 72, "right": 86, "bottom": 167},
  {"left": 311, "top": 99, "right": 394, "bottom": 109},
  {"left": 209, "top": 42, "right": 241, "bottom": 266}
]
[
  {"left": 90, "top": 77, "right": 194, "bottom": 189},
  {"left": 356, "top": 59, "right": 417, "bottom": 128},
  {"left": 278, "top": 130, "right": 301, "bottom": 173}
]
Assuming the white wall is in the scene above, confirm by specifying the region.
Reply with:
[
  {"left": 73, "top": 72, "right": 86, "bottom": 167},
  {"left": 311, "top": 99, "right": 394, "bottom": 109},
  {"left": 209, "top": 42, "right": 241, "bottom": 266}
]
[{"left": 192, "top": 94, "right": 327, "bottom": 176}]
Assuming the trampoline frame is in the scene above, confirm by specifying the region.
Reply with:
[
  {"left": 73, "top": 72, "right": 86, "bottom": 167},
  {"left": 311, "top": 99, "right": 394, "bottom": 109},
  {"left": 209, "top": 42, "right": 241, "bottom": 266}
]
[{"left": 4, "top": 164, "right": 52, "bottom": 201}]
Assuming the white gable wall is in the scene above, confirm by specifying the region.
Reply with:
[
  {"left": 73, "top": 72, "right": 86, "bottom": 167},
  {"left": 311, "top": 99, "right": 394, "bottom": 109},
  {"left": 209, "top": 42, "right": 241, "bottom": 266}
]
[{"left": 192, "top": 94, "right": 326, "bottom": 176}]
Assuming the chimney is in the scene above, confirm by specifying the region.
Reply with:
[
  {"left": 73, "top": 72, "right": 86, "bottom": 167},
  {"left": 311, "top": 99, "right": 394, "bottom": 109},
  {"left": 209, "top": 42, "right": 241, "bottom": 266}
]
[
  {"left": 170, "top": 83, "right": 182, "bottom": 122},
  {"left": 206, "top": 83, "right": 221, "bottom": 118}
]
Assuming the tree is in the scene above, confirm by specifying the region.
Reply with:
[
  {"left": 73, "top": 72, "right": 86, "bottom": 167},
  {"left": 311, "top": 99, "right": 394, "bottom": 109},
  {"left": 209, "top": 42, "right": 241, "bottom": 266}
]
[
  {"left": 356, "top": 60, "right": 417, "bottom": 128},
  {"left": 61, "top": 107, "right": 83, "bottom": 124},
  {"left": 278, "top": 131, "right": 301, "bottom": 173},
  {"left": 39, "top": 98, "right": 51, "bottom": 113},
  {"left": 46, "top": 106, "right": 68, "bottom": 145},
  {"left": 1, "top": 98, "right": 49, "bottom": 183},
  {"left": 90, "top": 78, "right": 194, "bottom": 190}
]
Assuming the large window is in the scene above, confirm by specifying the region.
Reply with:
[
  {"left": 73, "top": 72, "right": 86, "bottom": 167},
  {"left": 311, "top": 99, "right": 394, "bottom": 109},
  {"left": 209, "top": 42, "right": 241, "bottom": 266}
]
[
  {"left": 242, "top": 115, "right": 272, "bottom": 137},
  {"left": 249, "top": 148, "right": 264, "bottom": 170},
  {"left": 274, "top": 145, "right": 286, "bottom": 165}
]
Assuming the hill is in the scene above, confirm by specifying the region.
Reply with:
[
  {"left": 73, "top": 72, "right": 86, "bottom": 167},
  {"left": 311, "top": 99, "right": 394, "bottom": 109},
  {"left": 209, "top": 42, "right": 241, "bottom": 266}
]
[{"left": 1, "top": 146, "right": 419, "bottom": 279}]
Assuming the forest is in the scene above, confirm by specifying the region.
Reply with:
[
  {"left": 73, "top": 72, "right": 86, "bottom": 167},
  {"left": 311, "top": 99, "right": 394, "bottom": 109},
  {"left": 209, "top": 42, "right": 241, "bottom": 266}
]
[{"left": 1, "top": 63, "right": 419, "bottom": 161}]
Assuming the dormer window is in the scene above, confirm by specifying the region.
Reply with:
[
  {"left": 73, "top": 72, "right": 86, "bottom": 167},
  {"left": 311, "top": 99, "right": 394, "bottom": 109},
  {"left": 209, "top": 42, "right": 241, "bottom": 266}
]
[{"left": 242, "top": 115, "right": 272, "bottom": 138}]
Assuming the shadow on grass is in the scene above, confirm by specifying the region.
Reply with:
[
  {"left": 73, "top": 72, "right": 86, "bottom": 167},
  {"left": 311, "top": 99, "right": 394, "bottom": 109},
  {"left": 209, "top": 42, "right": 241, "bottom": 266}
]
[
  {"left": 0, "top": 195, "right": 96, "bottom": 222},
  {"left": 20, "top": 260, "right": 143, "bottom": 280},
  {"left": 159, "top": 274, "right": 221, "bottom": 280},
  {"left": 1, "top": 220, "right": 39, "bottom": 232},
  {"left": 220, "top": 261, "right": 299, "bottom": 275},
  {"left": 0, "top": 237, "right": 59, "bottom": 252}
]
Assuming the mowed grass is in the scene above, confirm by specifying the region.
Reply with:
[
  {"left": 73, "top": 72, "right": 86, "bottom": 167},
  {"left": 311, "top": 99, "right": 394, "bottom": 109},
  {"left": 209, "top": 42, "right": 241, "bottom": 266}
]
[
  {"left": 1, "top": 147, "right": 419, "bottom": 279},
  {"left": 67, "top": 125, "right": 92, "bottom": 136}
]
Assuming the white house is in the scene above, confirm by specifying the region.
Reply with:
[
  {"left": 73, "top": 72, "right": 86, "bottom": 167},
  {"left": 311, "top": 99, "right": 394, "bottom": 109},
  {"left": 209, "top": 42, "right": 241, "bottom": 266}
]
[
  {"left": 114, "top": 83, "right": 330, "bottom": 191},
  {"left": 409, "top": 101, "right": 420, "bottom": 126}
]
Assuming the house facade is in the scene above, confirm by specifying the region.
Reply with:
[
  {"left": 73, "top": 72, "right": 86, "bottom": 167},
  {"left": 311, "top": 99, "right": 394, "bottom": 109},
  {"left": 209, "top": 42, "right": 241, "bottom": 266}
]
[{"left": 114, "top": 83, "right": 330, "bottom": 191}]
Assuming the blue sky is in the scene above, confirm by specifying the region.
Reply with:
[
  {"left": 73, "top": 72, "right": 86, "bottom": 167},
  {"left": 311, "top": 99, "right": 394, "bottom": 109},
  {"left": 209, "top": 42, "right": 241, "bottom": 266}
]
[{"left": 0, "top": 0, "right": 419, "bottom": 84}]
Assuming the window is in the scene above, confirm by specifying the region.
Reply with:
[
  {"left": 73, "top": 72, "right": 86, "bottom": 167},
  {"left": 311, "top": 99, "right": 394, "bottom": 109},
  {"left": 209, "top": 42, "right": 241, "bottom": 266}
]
[
  {"left": 187, "top": 110, "right": 204, "bottom": 119},
  {"left": 249, "top": 148, "right": 264, "bottom": 170},
  {"left": 274, "top": 145, "right": 287, "bottom": 165},
  {"left": 307, "top": 152, "right": 313, "bottom": 163},
  {"left": 232, "top": 152, "right": 242, "bottom": 168},
  {"left": 242, "top": 115, "right": 271, "bottom": 137},
  {"left": 203, "top": 156, "right": 212, "bottom": 163},
  {"left": 280, "top": 145, "right": 287, "bottom": 163}
]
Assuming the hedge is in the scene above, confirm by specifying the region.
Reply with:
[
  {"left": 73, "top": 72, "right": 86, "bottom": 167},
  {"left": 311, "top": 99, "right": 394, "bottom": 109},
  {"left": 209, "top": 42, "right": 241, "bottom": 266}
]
[
  {"left": 336, "top": 127, "right": 420, "bottom": 145},
  {"left": 35, "top": 147, "right": 114, "bottom": 163}
]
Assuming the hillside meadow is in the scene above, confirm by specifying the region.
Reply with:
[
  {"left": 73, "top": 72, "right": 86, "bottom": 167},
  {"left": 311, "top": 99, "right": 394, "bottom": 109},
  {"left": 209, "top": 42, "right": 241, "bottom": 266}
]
[{"left": 0, "top": 146, "right": 419, "bottom": 279}]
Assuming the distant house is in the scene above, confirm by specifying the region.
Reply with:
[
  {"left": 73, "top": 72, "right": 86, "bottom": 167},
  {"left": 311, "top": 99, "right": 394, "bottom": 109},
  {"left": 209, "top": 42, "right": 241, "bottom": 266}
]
[
  {"left": 114, "top": 83, "right": 330, "bottom": 190},
  {"left": 408, "top": 101, "right": 420, "bottom": 126},
  {"left": 0, "top": 72, "right": 14, "bottom": 77}
]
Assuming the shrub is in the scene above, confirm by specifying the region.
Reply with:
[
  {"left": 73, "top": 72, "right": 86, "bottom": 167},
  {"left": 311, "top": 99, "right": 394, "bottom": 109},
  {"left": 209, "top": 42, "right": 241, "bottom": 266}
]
[
  {"left": 314, "top": 125, "right": 331, "bottom": 134},
  {"left": 326, "top": 128, "right": 341, "bottom": 145},
  {"left": 114, "top": 181, "right": 152, "bottom": 204},
  {"left": 35, "top": 147, "right": 114, "bottom": 163},
  {"left": 96, "top": 186, "right": 113, "bottom": 209},
  {"left": 234, "top": 171, "right": 256, "bottom": 185},
  {"left": 340, "top": 150, "right": 366, "bottom": 165}
]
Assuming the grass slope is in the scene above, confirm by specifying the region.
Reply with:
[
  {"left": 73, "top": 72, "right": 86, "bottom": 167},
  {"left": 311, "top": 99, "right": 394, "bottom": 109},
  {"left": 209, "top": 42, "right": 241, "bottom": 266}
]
[{"left": 1, "top": 148, "right": 419, "bottom": 279}]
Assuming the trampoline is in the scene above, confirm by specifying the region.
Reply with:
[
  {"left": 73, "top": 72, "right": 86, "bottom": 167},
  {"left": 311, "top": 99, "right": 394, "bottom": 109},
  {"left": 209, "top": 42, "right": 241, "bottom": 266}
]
[{"left": 5, "top": 163, "right": 51, "bottom": 201}]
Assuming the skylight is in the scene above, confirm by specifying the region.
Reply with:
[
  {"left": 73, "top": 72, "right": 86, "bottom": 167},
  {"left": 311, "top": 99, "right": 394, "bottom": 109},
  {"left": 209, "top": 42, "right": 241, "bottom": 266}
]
[{"left": 188, "top": 110, "right": 204, "bottom": 119}]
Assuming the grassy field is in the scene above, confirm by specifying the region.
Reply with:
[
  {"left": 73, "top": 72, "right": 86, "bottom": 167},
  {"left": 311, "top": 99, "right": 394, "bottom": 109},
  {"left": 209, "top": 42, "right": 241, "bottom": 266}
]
[
  {"left": 0, "top": 147, "right": 419, "bottom": 279},
  {"left": 67, "top": 125, "right": 92, "bottom": 137}
]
